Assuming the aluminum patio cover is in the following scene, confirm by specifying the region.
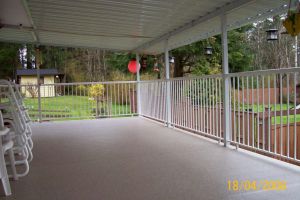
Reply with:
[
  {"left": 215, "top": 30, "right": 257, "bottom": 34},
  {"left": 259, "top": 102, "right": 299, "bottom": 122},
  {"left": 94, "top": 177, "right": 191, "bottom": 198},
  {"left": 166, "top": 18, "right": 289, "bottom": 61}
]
[{"left": 0, "top": 0, "right": 290, "bottom": 54}]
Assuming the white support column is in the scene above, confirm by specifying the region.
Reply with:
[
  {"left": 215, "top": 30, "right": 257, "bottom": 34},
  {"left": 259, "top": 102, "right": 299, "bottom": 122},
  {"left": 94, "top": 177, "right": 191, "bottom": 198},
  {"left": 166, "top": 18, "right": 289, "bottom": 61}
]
[
  {"left": 165, "top": 39, "right": 172, "bottom": 127},
  {"left": 221, "top": 13, "right": 231, "bottom": 147},
  {"left": 36, "top": 47, "right": 42, "bottom": 122},
  {"left": 136, "top": 53, "right": 141, "bottom": 116},
  {"left": 295, "top": 36, "right": 298, "bottom": 68}
]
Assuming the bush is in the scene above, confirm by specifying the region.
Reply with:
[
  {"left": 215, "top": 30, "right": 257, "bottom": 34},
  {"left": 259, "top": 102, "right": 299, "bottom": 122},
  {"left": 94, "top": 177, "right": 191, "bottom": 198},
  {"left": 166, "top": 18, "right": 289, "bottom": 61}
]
[
  {"left": 89, "top": 84, "right": 105, "bottom": 101},
  {"left": 76, "top": 85, "right": 88, "bottom": 94},
  {"left": 109, "top": 70, "right": 156, "bottom": 105},
  {"left": 26, "top": 85, "right": 38, "bottom": 98}
]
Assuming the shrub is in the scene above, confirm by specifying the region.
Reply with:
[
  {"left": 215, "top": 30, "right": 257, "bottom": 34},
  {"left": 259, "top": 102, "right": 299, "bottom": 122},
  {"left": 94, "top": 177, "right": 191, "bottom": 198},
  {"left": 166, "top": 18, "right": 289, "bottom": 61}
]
[
  {"left": 76, "top": 85, "right": 88, "bottom": 94},
  {"left": 89, "top": 84, "right": 105, "bottom": 101},
  {"left": 26, "top": 85, "right": 38, "bottom": 98}
]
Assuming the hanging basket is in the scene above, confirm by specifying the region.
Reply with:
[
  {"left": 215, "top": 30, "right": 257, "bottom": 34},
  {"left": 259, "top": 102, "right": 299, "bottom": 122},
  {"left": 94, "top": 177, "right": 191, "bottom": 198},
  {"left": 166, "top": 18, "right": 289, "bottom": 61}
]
[{"left": 283, "top": 12, "right": 300, "bottom": 36}]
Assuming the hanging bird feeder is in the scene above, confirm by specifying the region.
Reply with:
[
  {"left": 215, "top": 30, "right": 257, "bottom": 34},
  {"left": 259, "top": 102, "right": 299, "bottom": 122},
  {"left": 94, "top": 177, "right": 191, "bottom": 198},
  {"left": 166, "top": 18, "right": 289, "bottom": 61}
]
[
  {"left": 153, "top": 58, "right": 159, "bottom": 72},
  {"left": 204, "top": 46, "right": 213, "bottom": 55},
  {"left": 128, "top": 58, "right": 140, "bottom": 74},
  {"left": 169, "top": 56, "right": 175, "bottom": 64},
  {"left": 266, "top": 29, "right": 279, "bottom": 41},
  {"left": 141, "top": 56, "right": 147, "bottom": 68}
]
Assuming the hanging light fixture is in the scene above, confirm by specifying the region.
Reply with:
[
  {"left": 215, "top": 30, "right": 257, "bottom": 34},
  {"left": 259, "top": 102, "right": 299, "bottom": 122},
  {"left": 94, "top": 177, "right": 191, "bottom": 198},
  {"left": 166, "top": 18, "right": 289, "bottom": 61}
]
[
  {"left": 266, "top": 29, "right": 279, "bottom": 41},
  {"left": 153, "top": 57, "right": 159, "bottom": 72},
  {"left": 141, "top": 56, "right": 147, "bottom": 68},
  {"left": 169, "top": 56, "right": 175, "bottom": 64},
  {"left": 204, "top": 46, "right": 213, "bottom": 56}
]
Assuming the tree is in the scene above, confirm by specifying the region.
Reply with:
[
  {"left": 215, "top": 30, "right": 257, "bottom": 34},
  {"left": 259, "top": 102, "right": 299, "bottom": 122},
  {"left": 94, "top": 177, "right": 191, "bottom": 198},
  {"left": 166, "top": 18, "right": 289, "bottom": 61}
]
[
  {"left": 0, "top": 42, "right": 22, "bottom": 80},
  {"left": 246, "top": 16, "right": 296, "bottom": 101},
  {"left": 247, "top": 16, "right": 295, "bottom": 70},
  {"left": 170, "top": 26, "right": 253, "bottom": 77}
]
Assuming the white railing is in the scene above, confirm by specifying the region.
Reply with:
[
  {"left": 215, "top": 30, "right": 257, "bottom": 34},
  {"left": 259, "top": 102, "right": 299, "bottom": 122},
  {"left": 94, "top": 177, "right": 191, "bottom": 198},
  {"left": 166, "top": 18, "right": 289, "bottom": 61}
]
[
  {"left": 229, "top": 68, "right": 300, "bottom": 164},
  {"left": 18, "top": 81, "right": 137, "bottom": 121},
  {"left": 140, "top": 68, "right": 300, "bottom": 164},
  {"left": 10, "top": 68, "right": 300, "bottom": 164},
  {"left": 140, "top": 80, "right": 167, "bottom": 123},
  {"left": 140, "top": 75, "right": 224, "bottom": 140}
]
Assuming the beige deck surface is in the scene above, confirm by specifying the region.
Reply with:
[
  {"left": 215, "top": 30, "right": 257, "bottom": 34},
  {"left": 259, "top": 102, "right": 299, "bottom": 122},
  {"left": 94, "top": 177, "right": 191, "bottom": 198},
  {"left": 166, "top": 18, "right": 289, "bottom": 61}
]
[{"left": 1, "top": 117, "right": 300, "bottom": 200}]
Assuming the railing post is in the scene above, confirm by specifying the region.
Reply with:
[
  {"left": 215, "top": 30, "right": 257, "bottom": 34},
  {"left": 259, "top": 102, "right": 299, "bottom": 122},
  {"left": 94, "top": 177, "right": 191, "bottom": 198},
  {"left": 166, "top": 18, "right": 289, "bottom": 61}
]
[
  {"left": 295, "top": 36, "right": 298, "bottom": 68},
  {"left": 36, "top": 47, "right": 42, "bottom": 122},
  {"left": 165, "top": 39, "right": 172, "bottom": 127},
  {"left": 136, "top": 53, "right": 141, "bottom": 116},
  {"left": 221, "top": 13, "right": 231, "bottom": 147}
]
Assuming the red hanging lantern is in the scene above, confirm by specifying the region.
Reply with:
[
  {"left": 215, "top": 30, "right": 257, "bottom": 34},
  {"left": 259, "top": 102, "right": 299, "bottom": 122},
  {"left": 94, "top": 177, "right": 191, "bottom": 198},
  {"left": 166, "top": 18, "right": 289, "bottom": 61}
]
[{"left": 128, "top": 58, "right": 140, "bottom": 74}]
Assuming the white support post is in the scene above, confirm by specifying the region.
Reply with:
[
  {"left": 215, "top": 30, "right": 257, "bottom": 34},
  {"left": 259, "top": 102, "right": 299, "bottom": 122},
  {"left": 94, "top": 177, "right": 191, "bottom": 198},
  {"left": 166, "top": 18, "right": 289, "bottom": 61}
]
[
  {"left": 36, "top": 47, "right": 42, "bottom": 122},
  {"left": 165, "top": 39, "right": 172, "bottom": 127},
  {"left": 136, "top": 53, "right": 141, "bottom": 116},
  {"left": 295, "top": 36, "right": 298, "bottom": 68},
  {"left": 221, "top": 13, "right": 231, "bottom": 147}
]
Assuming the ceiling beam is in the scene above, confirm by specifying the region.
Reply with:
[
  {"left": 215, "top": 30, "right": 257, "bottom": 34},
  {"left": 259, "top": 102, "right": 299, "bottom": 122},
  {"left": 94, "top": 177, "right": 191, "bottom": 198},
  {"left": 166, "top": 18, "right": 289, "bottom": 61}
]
[
  {"left": 1, "top": 24, "right": 33, "bottom": 31},
  {"left": 133, "top": 0, "right": 254, "bottom": 52},
  {"left": 21, "top": 0, "right": 39, "bottom": 43}
]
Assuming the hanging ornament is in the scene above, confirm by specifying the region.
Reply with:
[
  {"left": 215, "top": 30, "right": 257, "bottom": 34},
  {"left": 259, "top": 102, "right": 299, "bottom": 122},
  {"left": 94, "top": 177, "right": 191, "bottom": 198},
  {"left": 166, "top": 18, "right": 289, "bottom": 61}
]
[
  {"left": 266, "top": 29, "right": 279, "bottom": 41},
  {"left": 128, "top": 58, "right": 140, "bottom": 74},
  {"left": 169, "top": 56, "right": 175, "bottom": 64},
  {"left": 153, "top": 57, "right": 159, "bottom": 72},
  {"left": 204, "top": 46, "right": 213, "bottom": 55},
  {"left": 141, "top": 56, "right": 147, "bottom": 68}
]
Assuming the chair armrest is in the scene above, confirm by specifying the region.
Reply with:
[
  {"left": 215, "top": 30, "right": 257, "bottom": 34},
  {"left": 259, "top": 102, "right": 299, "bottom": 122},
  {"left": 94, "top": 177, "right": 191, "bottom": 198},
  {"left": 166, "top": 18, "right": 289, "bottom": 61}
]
[{"left": 0, "top": 127, "right": 9, "bottom": 136}]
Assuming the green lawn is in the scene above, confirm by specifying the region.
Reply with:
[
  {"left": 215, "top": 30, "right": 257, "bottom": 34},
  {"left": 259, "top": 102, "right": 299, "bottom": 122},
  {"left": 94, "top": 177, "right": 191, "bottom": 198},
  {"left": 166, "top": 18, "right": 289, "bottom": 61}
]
[
  {"left": 236, "top": 104, "right": 300, "bottom": 125},
  {"left": 23, "top": 96, "right": 134, "bottom": 121},
  {"left": 242, "top": 104, "right": 294, "bottom": 112}
]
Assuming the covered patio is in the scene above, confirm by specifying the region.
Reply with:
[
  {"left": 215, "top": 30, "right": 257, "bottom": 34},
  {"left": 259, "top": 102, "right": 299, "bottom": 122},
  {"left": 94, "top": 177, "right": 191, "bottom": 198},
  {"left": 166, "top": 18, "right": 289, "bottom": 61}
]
[
  {"left": 3, "top": 117, "right": 300, "bottom": 200},
  {"left": 1, "top": 0, "right": 300, "bottom": 199}
]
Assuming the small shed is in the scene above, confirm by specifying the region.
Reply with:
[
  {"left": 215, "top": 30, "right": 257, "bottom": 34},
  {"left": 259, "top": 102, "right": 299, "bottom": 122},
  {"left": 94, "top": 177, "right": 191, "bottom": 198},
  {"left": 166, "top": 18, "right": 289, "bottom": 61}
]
[{"left": 16, "top": 69, "right": 63, "bottom": 98}]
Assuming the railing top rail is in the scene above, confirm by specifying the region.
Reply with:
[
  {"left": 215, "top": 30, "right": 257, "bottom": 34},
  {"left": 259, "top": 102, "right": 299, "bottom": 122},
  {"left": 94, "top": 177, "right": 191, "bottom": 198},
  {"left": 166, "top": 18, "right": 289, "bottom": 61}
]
[
  {"left": 170, "top": 74, "right": 223, "bottom": 80},
  {"left": 19, "top": 80, "right": 137, "bottom": 87},
  {"left": 16, "top": 84, "right": 37, "bottom": 87},
  {"left": 140, "top": 74, "right": 223, "bottom": 83},
  {"left": 140, "top": 68, "right": 300, "bottom": 83},
  {"left": 226, "top": 67, "right": 300, "bottom": 78},
  {"left": 140, "top": 79, "right": 167, "bottom": 83}
]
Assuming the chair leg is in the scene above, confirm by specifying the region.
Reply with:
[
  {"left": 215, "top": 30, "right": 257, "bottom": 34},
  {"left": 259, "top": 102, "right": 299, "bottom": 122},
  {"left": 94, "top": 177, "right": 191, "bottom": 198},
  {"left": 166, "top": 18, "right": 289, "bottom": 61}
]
[
  {"left": 8, "top": 149, "right": 18, "bottom": 181},
  {"left": 1, "top": 176, "right": 12, "bottom": 196},
  {"left": 1, "top": 154, "right": 12, "bottom": 196}
]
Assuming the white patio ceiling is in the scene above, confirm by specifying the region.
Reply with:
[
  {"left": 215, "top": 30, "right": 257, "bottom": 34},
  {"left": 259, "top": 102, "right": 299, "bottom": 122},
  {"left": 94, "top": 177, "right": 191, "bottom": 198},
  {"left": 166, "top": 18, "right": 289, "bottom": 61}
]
[{"left": 0, "top": 0, "right": 290, "bottom": 54}]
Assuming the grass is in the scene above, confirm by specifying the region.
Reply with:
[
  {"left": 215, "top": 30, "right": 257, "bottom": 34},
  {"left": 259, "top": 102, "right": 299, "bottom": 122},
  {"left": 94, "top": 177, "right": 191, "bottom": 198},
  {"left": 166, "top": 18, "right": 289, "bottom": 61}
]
[
  {"left": 23, "top": 96, "right": 133, "bottom": 121},
  {"left": 235, "top": 103, "right": 300, "bottom": 125},
  {"left": 242, "top": 104, "right": 294, "bottom": 112}
]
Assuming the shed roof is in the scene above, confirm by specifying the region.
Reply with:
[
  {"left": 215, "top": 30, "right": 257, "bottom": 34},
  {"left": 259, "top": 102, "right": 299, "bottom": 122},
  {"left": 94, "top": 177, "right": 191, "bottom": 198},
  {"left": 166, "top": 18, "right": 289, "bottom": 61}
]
[
  {"left": 0, "top": 0, "right": 291, "bottom": 54},
  {"left": 16, "top": 69, "right": 61, "bottom": 76}
]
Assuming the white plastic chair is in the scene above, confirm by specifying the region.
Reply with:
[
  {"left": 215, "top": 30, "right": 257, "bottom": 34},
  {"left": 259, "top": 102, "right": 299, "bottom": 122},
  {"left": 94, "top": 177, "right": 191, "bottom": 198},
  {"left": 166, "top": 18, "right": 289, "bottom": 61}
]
[
  {"left": 0, "top": 80, "right": 31, "bottom": 179},
  {"left": 0, "top": 111, "right": 17, "bottom": 196}
]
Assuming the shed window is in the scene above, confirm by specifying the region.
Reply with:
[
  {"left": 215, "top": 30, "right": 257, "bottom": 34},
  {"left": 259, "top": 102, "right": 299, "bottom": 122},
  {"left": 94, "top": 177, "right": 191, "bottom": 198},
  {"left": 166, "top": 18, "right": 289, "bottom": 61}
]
[{"left": 39, "top": 76, "right": 44, "bottom": 84}]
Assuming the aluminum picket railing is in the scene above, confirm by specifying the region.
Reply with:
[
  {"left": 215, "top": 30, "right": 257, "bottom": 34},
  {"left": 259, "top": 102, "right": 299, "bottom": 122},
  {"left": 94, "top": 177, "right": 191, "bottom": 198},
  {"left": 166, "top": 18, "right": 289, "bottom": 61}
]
[
  {"left": 19, "top": 81, "right": 137, "bottom": 121},
  {"left": 140, "top": 80, "right": 168, "bottom": 123},
  {"left": 140, "top": 75, "right": 224, "bottom": 140},
  {"left": 229, "top": 68, "right": 300, "bottom": 164},
  {"left": 140, "top": 68, "right": 300, "bottom": 164}
]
